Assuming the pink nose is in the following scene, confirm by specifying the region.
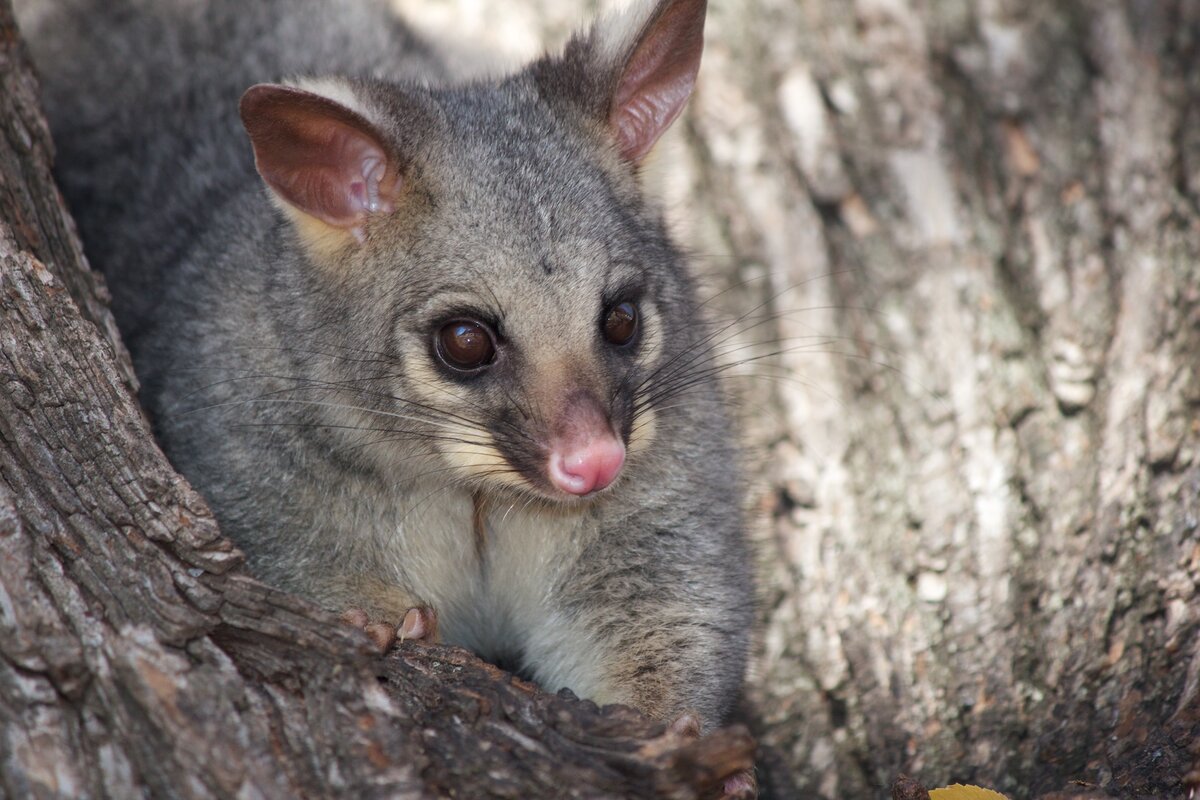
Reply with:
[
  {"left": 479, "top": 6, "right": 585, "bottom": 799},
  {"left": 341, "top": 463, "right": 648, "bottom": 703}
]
[{"left": 547, "top": 436, "right": 626, "bottom": 496}]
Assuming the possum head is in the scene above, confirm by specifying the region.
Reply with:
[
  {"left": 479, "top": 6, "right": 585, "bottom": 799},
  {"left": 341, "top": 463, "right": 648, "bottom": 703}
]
[{"left": 239, "top": 0, "right": 708, "bottom": 502}]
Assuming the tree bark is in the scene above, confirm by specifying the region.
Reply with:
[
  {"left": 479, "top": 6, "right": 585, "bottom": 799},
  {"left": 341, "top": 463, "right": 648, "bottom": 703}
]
[
  {"left": 5, "top": 0, "right": 1200, "bottom": 799},
  {"left": 0, "top": 3, "right": 753, "bottom": 798},
  {"left": 659, "top": 0, "right": 1199, "bottom": 797}
]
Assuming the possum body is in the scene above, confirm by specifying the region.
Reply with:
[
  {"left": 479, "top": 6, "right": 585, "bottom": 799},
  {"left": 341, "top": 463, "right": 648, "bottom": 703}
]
[{"left": 18, "top": 0, "right": 753, "bottom": 726}]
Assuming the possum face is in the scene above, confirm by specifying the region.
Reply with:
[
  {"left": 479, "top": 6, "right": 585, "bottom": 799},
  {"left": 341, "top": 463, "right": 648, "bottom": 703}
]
[
  {"left": 389, "top": 230, "right": 665, "bottom": 499},
  {"left": 378, "top": 125, "right": 679, "bottom": 499},
  {"left": 362, "top": 72, "right": 692, "bottom": 502},
  {"left": 239, "top": 0, "right": 708, "bottom": 501}
]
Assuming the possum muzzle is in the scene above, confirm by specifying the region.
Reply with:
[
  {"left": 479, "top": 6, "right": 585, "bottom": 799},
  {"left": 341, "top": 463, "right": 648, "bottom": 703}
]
[{"left": 545, "top": 389, "right": 626, "bottom": 496}]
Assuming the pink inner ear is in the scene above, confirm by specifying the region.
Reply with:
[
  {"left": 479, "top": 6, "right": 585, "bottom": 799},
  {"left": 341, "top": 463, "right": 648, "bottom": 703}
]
[
  {"left": 609, "top": 0, "right": 706, "bottom": 163},
  {"left": 241, "top": 85, "right": 400, "bottom": 231}
]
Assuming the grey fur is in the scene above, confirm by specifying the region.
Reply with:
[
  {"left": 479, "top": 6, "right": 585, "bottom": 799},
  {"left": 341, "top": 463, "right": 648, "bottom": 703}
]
[{"left": 17, "top": 0, "right": 753, "bottom": 726}]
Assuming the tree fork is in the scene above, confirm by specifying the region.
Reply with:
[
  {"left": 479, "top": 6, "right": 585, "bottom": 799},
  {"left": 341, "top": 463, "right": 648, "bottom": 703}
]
[{"left": 0, "top": 2, "right": 754, "bottom": 797}]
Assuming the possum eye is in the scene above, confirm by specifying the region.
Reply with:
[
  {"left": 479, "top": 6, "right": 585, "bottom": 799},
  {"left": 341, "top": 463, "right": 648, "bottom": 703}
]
[
  {"left": 436, "top": 319, "right": 496, "bottom": 372},
  {"left": 603, "top": 301, "right": 639, "bottom": 346}
]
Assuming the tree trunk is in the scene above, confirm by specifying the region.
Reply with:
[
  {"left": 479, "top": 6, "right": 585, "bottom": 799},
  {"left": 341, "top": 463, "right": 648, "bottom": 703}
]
[
  {"left": 4, "top": 0, "right": 1199, "bottom": 799},
  {"left": 0, "top": 3, "right": 753, "bottom": 798},
  {"left": 664, "top": 0, "right": 1199, "bottom": 797}
]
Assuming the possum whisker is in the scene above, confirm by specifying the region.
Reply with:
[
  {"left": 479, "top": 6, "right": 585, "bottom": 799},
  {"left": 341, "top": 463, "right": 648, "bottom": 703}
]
[
  {"left": 181, "top": 396, "right": 491, "bottom": 439},
  {"left": 398, "top": 464, "right": 529, "bottom": 528},
  {"left": 174, "top": 348, "right": 541, "bottom": 449},
  {"left": 173, "top": 373, "right": 524, "bottom": 444},
  {"left": 227, "top": 420, "right": 503, "bottom": 452},
  {"left": 634, "top": 303, "right": 885, "bottom": 400},
  {"left": 636, "top": 344, "right": 941, "bottom": 415}
]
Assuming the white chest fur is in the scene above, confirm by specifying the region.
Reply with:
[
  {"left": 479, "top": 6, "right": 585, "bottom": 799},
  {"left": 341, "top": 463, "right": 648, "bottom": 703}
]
[{"left": 389, "top": 488, "right": 615, "bottom": 703}]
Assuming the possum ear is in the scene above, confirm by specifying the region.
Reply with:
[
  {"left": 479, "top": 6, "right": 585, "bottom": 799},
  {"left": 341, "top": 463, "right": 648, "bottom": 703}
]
[
  {"left": 239, "top": 83, "right": 401, "bottom": 245},
  {"left": 556, "top": 0, "right": 707, "bottom": 164}
]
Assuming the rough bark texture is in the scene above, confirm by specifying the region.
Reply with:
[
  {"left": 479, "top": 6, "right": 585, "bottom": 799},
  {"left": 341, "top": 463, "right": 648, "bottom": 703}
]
[
  {"left": 0, "top": 2, "right": 754, "bottom": 798},
  {"left": 672, "top": 0, "right": 1200, "bottom": 797},
  {"left": 4, "top": 0, "right": 1200, "bottom": 798}
]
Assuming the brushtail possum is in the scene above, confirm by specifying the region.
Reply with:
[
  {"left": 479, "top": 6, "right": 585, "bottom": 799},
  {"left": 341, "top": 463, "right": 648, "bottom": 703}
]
[{"left": 19, "top": 0, "right": 754, "bottom": 728}]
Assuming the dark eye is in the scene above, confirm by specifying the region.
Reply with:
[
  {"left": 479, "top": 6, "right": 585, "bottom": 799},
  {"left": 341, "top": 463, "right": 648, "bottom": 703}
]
[
  {"left": 603, "top": 301, "right": 638, "bottom": 346},
  {"left": 436, "top": 319, "right": 496, "bottom": 372}
]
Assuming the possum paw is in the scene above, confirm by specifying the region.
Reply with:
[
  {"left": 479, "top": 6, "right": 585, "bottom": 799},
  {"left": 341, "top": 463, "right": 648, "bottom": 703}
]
[
  {"left": 669, "top": 711, "right": 703, "bottom": 739},
  {"left": 340, "top": 606, "right": 439, "bottom": 652},
  {"left": 398, "top": 606, "right": 439, "bottom": 643},
  {"left": 719, "top": 771, "right": 757, "bottom": 800},
  {"left": 668, "top": 712, "right": 758, "bottom": 800}
]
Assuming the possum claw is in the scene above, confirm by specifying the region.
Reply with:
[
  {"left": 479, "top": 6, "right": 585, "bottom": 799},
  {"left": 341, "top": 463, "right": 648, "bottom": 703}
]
[
  {"left": 668, "top": 712, "right": 757, "bottom": 799},
  {"left": 399, "top": 606, "right": 439, "bottom": 643},
  {"left": 340, "top": 605, "right": 438, "bottom": 651},
  {"left": 669, "top": 711, "right": 702, "bottom": 739},
  {"left": 720, "top": 770, "right": 757, "bottom": 799},
  {"left": 340, "top": 607, "right": 400, "bottom": 652},
  {"left": 364, "top": 621, "right": 398, "bottom": 651},
  {"left": 339, "top": 607, "right": 370, "bottom": 629}
]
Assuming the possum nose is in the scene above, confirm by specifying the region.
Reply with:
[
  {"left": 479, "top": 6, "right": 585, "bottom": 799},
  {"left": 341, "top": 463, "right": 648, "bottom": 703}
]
[
  {"left": 546, "top": 390, "right": 626, "bottom": 496},
  {"left": 548, "top": 437, "right": 626, "bottom": 496}
]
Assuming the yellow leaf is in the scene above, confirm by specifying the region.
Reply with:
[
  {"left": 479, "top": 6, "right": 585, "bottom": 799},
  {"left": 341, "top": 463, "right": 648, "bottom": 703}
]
[{"left": 929, "top": 785, "right": 1010, "bottom": 800}]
